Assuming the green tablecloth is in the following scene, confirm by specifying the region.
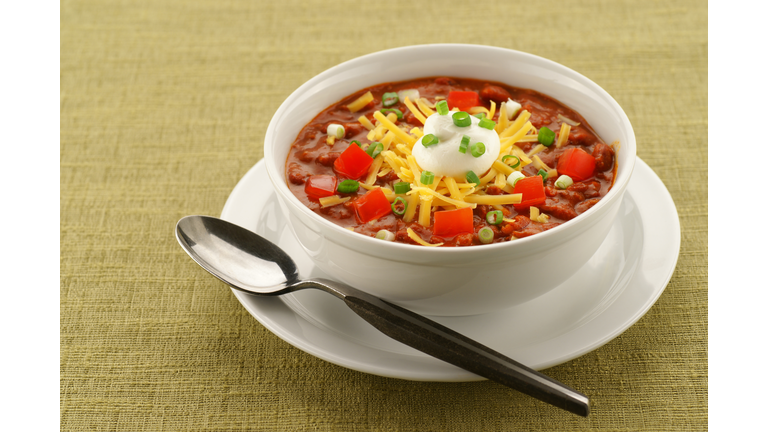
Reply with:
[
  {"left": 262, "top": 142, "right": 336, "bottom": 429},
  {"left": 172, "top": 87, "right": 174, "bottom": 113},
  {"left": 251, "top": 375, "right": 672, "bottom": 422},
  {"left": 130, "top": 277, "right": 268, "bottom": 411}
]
[{"left": 61, "top": 0, "right": 707, "bottom": 429}]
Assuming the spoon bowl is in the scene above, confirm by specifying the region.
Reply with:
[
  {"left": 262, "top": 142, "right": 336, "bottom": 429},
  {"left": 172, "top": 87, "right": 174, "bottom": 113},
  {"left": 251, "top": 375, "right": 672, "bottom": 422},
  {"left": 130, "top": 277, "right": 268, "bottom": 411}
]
[
  {"left": 175, "top": 215, "right": 590, "bottom": 417},
  {"left": 176, "top": 214, "right": 301, "bottom": 294}
]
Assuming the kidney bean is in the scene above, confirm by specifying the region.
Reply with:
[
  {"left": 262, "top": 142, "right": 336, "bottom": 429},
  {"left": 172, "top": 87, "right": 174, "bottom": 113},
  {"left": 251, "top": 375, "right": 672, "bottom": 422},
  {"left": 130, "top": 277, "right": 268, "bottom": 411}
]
[
  {"left": 319, "top": 202, "right": 353, "bottom": 219},
  {"left": 394, "top": 229, "right": 412, "bottom": 243},
  {"left": 316, "top": 152, "right": 340, "bottom": 167},
  {"left": 592, "top": 143, "right": 614, "bottom": 172},
  {"left": 287, "top": 163, "right": 308, "bottom": 185},
  {"left": 380, "top": 170, "right": 400, "bottom": 183},
  {"left": 540, "top": 202, "right": 578, "bottom": 220},
  {"left": 559, "top": 190, "right": 586, "bottom": 206},
  {"left": 476, "top": 205, "right": 490, "bottom": 220},
  {"left": 344, "top": 123, "right": 365, "bottom": 138},
  {"left": 455, "top": 233, "right": 474, "bottom": 246},
  {"left": 584, "top": 181, "right": 602, "bottom": 198},
  {"left": 575, "top": 198, "right": 601, "bottom": 213},
  {"left": 567, "top": 181, "right": 600, "bottom": 198},
  {"left": 566, "top": 182, "right": 588, "bottom": 193},
  {"left": 298, "top": 126, "right": 320, "bottom": 141},
  {"left": 567, "top": 127, "right": 597, "bottom": 147},
  {"left": 480, "top": 85, "right": 511, "bottom": 103},
  {"left": 501, "top": 215, "right": 530, "bottom": 234},
  {"left": 512, "top": 226, "right": 543, "bottom": 238},
  {"left": 545, "top": 186, "right": 558, "bottom": 197},
  {"left": 537, "top": 151, "right": 556, "bottom": 167},
  {"left": 485, "top": 185, "right": 503, "bottom": 195},
  {"left": 488, "top": 225, "right": 503, "bottom": 237},
  {"left": 298, "top": 150, "right": 314, "bottom": 163}
]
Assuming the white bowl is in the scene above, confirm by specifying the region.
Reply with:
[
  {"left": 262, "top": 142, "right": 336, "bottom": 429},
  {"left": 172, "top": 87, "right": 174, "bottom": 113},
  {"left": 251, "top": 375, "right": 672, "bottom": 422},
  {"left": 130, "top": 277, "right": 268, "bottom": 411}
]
[{"left": 264, "top": 44, "right": 636, "bottom": 316}]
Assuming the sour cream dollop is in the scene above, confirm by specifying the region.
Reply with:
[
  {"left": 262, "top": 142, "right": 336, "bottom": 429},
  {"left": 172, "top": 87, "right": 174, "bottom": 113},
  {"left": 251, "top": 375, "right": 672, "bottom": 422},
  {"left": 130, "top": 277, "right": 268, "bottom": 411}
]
[{"left": 412, "top": 113, "right": 501, "bottom": 178}]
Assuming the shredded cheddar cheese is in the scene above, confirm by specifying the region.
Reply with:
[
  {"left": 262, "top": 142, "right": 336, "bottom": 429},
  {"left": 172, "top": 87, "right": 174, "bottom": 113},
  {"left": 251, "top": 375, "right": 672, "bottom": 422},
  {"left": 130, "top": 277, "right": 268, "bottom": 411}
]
[
  {"left": 403, "top": 191, "right": 420, "bottom": 222},
  {"left": 530, "top": 206, "right": 539, "bottom": 220},
  {"left": 527, "top": 144, "right": 546, "bottom": 158},
  {"left": 468, "top": 106, "right": 490, "bottom": 117},
  {"left": 358, "top": 115, "right": 375, "bottom": 130},
  {"left": 495, "top": 103, "right": 509, "bottom": 133},
  {"left": 347, "top": 91, "right": 374, "bottom": 113},
  {"left": 407, "top": 228, "right": 443, "bottom": 247},
  {"left": 463, "top": 193, "right": 522, "bottom": 205},
  {"left": 319, "top": 195, "right": 350, "bottom": 207},
  {"left": 529, "top": 207, "right": 550, "bottom": 223},
  {"left": 403, "top": 97, "right": 427, "bottom": 124},
  {"left": 556, "top": 123, "right": 571, "bottom": 148},
  {"left": 494, "top": 172, "right": 506, "bottom": 189},
  {"left": 373, "top": 110, "right": 417, "bottom": 146},
  {"left": 416, "top": 98, "right": 435, "bottom": 117}
]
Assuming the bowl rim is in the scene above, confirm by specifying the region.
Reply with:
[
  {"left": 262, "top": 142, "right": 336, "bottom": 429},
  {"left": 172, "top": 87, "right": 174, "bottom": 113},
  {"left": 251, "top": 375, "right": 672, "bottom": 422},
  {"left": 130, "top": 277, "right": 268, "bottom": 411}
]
[{"left": 264, "top": 43, "right": 636, "bottom": 256}]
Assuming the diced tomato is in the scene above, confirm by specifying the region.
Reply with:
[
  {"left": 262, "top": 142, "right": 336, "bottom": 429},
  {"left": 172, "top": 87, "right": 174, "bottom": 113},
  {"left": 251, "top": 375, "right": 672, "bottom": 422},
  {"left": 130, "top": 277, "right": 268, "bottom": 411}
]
[
  {"left": 446, "top": 91, "right": 480, "bottom": 112},
  {"left": 304, "top": 175, "right": 338, "bottom": 199},
  {"left": 433, "top": 207, "right": 474, "bottom": 237},
  {"left": 333, "top": 144, "right": 374, "bottom": 179},
  {"left": 512, "top": 176, "right": 546, "bottom": 210},
  {"left": 557, "top": 147, "right": 596, "bottom": 182},
  {"left": 353, "top": 187, "right": 391, "bottom": 223}
]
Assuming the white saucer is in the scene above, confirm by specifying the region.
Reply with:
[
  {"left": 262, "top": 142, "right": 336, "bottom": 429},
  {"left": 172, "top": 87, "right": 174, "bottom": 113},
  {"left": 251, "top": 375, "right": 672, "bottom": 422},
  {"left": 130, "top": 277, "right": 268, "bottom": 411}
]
[{"left": 220, "top": 158, "right": 680, "bottom": 382}]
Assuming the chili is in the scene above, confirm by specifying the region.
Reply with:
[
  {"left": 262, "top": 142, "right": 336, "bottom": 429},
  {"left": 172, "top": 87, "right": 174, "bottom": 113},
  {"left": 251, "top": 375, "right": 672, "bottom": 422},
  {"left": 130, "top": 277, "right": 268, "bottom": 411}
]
[{"left": 285, "top": 76, "right": 616, "bottom": 246}]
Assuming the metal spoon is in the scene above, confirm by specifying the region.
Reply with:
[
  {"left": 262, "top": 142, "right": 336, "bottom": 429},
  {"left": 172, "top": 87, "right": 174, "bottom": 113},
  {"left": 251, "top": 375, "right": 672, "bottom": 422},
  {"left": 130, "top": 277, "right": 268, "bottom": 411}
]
[{"left": 175, "top": 215, "right": 590, "bottom": 416}]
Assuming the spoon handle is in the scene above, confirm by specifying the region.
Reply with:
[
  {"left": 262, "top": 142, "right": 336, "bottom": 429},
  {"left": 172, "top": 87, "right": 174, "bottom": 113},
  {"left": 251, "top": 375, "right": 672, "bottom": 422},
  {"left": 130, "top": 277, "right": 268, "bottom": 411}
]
[{"left": 337, "top": 285, "right": 590, "bottom": 416}]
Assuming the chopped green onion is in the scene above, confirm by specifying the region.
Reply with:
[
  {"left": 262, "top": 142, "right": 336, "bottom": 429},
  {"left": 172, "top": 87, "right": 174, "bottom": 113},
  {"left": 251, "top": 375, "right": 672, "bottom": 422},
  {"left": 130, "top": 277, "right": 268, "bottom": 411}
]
[
  {"left": 382, "top": 92, "right": 399, "bottom": 107},
  {"left": 466, "top": 170, "right": 480, "bottom": 185},
  {"left": 435, "top": 100, "right": 449, "bottom": 115},
  {"left": 337, "top": 179, "right": 359, "bottom": 193},
  {"left": 421, "top": 133, "right": 439, "bottom": 147},
  {"left": 380, "top": 108, "right": 403, "bottom": 120},
  {"left": 506, "top": 171, "right": 525, "bottom": 187},
  {"left": 502, "top": 155, "right": 521, "bottom": 168},
  {"left": 470, "top": 142, "right": 486, "bottom": 158},
  {"left": 420, "top": 170, "right": 435, "bottom": 185},
  {"left": 452, "top": 111, "right": 471, "bottom": 127},
  {"left": 555, "top": 175, "right": 574, "bottom": 190},
  {"left": 459, "top": 135, "right": 470, "bottom": 154},
  {"left": 375, "top": 229, "right": 395, "bottom": 241},
  {"left": 394, "top": 181, "right": 411, "bottom": 194},
  {"left": 398, "top": 89, "right": 420, "bottom": 104},
  {"left": 365, "top": 142, "right": 384, "bottom": 159},
  {"left": 478, "top": 227, "right": 494, "bottom": 244},
  {"left": 537, "top": 169, "right": 548, "bottom": 183},
  {"left": 486, "top": 210, "right": 503, "bottom": 225},
  {"left": 505, "top": 99, "right": 522, "bottom": 119},
  {"left": 350, "top": 140, "right": 361, "bottom": 147},
  {"left": 538, "top": 126, "right": 555, "bottom": 146},
  {"left": 473, "top": 112, "right": 486, "bottom": 119},
  {"left": 327, "top": 124, "right": 345, "bottom": 138},
  {"left": 391, "top": 197, "right": 407, "bottom": 216},
  {"left": 478, "top": 117, "right": 496, "bottom": 130}
]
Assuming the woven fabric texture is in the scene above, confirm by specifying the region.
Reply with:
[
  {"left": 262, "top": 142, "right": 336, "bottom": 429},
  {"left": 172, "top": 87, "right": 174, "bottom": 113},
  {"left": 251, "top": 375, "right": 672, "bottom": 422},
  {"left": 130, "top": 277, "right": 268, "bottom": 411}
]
[{"left": 61, "top": 0, "right": 707, "bottom": 430}]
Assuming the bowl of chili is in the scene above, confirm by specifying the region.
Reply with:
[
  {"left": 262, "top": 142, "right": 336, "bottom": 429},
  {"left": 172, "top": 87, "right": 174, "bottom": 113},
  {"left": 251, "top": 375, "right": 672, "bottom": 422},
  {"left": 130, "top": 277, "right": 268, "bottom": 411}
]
[{"left": 263, "top": 44, "right": 636, "bottom": 316}]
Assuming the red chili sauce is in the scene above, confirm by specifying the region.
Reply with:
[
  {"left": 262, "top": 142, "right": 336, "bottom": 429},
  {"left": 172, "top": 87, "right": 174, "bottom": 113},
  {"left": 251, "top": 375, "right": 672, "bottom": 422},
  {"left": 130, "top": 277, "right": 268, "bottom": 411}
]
[{"left": 285, "top": 77, "right": 616, "bottom": 247}]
